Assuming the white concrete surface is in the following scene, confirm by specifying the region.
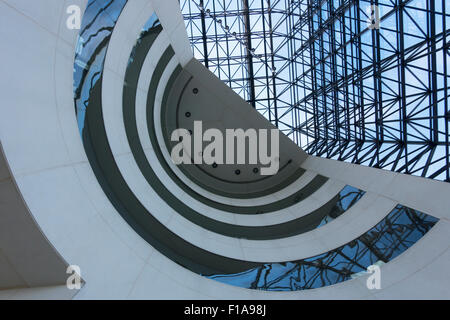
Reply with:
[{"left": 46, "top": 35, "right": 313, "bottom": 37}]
[{"left": 0, "top": 0, "right": 448, "bottom": 300}]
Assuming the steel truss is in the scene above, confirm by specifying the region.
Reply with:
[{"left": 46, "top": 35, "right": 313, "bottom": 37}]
[{"left": 181, "top": 0, "right": 450, "bottom": 182}]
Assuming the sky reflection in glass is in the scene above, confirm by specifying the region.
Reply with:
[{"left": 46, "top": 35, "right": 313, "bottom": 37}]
[{"left": 208, "top": 205, "right": 438, "bottom": 291}]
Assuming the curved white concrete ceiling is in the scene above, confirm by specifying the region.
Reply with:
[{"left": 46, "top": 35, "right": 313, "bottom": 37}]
[{"left": 0, "top": 0, "right": 448, "bottom": 299}]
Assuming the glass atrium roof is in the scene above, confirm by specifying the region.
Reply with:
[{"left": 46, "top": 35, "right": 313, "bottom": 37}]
[{"left": 181, "top": 0, "right": 450, "bottom": 182}]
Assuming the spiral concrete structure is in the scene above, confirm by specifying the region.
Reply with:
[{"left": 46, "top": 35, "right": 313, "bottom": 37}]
[{"left": 0, "top": 0, "right": 449, "bottom": 299}]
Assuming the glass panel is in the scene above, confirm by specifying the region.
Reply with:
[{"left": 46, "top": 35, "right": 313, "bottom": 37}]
[
  {"left": 74, "top": 0, "right": 127, "bottom": 134},
  {"left": 207, "top": 205, "right": 438, "bottom": 291},
  {"left": 181, "top": 0, "right": 450, "bottom": 182},
  {"left": 316, "top": 185, "right": 365, "bottom": 228}
]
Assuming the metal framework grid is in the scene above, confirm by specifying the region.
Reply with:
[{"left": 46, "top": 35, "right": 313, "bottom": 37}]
[{"left": 181, "top": 0, "right": 450, "bottom": 182}]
